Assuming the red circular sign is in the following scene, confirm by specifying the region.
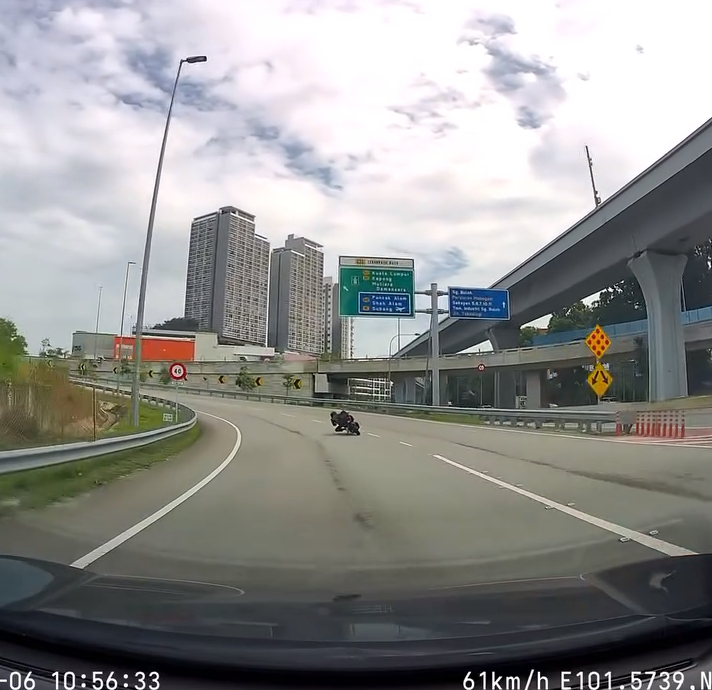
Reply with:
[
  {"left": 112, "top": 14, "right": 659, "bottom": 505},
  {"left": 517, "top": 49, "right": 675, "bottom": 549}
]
[
  {"left": 477, "top": 363, "right": 486, "bottom": 372},
  {"left": 169, "top": 362, "right": 187, "bottom": 381}
]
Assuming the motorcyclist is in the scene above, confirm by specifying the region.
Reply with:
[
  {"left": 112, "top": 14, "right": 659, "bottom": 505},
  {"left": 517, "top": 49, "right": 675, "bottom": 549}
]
[{"left": 331, "top": 409, "right": 353, "bottom": 431}]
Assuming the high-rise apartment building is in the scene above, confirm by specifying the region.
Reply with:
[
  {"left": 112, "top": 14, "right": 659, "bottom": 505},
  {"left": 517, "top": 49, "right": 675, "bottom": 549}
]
[
  {"left": 268, "top": 234, "right": 325, "bottom": 355},
  {"left": 323, "top": 276, "right": 354, "bottom": 358},
  {"left": 184, "top": 206, "right": 270, "bottom": 346}
]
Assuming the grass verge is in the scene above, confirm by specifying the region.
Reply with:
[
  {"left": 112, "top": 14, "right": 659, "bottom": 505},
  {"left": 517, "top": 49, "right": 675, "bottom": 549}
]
[
  {"left": 98, "top": 393, "right": 169, "bottom": 436},
  {"left": 0, "top": 423, "right": 201, "bottom": 518}
]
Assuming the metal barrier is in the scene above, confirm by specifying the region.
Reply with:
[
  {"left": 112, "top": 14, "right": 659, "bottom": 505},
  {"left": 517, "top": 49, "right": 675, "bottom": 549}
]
[
  {"left": 96, "top": 378, "right": 619, "bottom": 434},
  {"left": 0, "top": 384, "right": 197, "bottom": 476}
]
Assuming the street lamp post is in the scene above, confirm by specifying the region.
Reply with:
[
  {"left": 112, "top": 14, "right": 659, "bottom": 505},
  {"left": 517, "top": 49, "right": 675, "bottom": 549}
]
[
  {"left": 387, "top": 331, "right": 419, "bottom": 401},
  {"left": 93, "top": 286, "right": 103, "bottom": 361},
  {"left": 130, "top": 55, "right": 207, "bottom": 427},
  {"left": 117, "top": 261, "right": 136, "bottom": 392}
]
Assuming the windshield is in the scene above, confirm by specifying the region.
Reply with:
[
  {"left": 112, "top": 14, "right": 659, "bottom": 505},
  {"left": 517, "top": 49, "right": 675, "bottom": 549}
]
[{"left": 2, "top": 0, "right": 712, "bottom": 674}]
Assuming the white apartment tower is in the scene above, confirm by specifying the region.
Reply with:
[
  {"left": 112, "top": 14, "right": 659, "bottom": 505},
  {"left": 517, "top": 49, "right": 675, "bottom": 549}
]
[
  {"left": 323, "top": 276, "right": 354, "bottom": 358},
  {"left": 267, "top": 234, "right": 325, "bottom": 355},
  {"left": 184, "top": 206, "right": 270, "bottom": 346}
]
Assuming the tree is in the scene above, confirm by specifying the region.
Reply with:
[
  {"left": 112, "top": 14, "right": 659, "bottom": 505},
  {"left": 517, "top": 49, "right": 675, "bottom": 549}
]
[
  {"left": 158, "top": 366, "right": 172, "bottom": 385},
  {"left": 0, "top": 318, "right": 28, "bottom": 380},
  {"left": 548, "top": 301, "right": 593, "bottom": 333},
  {"left": 152, "top": 317, "right": 199, "bottom": 332},
  {"left": 519, "top": 326, "right": 538, "bottom": 347},
  {"left": 39, "top": 338, "right": 68, "bottom": 359},
  {"left": 282, "top": 374, "right": 296, "bottom": 394},
  {"left": 235, "top": 366, "right": 256, "bottom": 391}
]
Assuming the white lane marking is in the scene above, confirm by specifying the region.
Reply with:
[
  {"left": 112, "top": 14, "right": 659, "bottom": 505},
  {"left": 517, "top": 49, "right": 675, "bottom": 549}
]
[
  {"left": 399, "top": 441, "right": 413, "bottom": 446},
  {"left": 431, "top": 454, "right": 696, "bottom": 558},
  {"left": 70, "top": 411, "right": 243, "bottom": 570},
  {"left": 280, "top": 412, "right": 296, "bottom": 418},
  {"left": 367, "top": 432, "right": 380, "bottom": 438},
  {"left": 311, "top": 419, "right": 324, "bottom": 424}
]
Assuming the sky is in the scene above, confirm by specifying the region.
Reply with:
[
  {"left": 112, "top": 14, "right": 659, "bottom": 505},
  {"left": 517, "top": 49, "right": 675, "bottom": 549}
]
[{"left": 1, "top": 0, "right": 711, "bottom": 358}]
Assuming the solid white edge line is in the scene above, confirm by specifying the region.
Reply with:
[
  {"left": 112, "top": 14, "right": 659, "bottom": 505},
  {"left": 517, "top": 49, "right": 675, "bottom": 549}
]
[
  {"left": 399, "top": 441, "right": 413, "bottom": 446},
  {"left": 431, "top": 454, "right": 697, "bottom": 558},
  {"left": 70, "top": 411, "right": 242, "bottom": 570}
]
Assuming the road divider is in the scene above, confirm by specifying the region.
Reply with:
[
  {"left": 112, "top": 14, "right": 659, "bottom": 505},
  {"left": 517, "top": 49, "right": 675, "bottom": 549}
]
[{"left": 0, "top": 383, "right": 197, "bottom": 476}]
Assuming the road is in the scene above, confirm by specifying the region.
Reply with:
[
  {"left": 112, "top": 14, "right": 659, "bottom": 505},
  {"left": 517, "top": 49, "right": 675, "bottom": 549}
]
[{"left": 2, "top": 393, "right": 712, "bottom": 598}]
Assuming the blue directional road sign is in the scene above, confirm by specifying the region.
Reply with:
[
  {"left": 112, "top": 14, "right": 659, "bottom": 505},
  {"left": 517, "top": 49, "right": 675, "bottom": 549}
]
[
  {"left": 448, "top": 287, "right": 510, "bottom": 320},
  {"left": 358, "top": 292, "right": 412, "bottom": 316}
]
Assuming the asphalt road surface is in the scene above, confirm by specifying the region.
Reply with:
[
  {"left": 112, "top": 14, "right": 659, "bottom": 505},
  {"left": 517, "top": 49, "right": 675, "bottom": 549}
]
[{"left": 2, "top": 393, "right": 712, "bottom": 598}]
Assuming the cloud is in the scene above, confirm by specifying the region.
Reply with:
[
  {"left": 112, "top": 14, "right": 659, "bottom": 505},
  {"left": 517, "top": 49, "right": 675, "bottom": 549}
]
[{"left": 0, "top": 0, "right": 710, "bottom": 358}]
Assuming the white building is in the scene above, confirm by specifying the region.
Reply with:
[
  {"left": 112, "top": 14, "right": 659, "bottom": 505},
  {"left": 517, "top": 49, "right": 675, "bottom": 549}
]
[
  {"left": 323, "top": 276, "right": 354, "bottom": 359},
  {"left": 184, "top": 206, "right": 270, "bottom": 346},
  {"left": 350, "top": 378, "right": 391, "bottom": 402},
  {"left": 267, "top": 234, "right": 325, "bottom": 355}
]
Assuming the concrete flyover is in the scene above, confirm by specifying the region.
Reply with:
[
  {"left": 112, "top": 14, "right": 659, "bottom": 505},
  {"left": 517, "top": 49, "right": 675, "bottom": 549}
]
[
  {"left": 0, "top": 391, "right": 710, "bottom": 597},
  {"left": 396, "top": 116, "right": 712, "bottom": 402}
]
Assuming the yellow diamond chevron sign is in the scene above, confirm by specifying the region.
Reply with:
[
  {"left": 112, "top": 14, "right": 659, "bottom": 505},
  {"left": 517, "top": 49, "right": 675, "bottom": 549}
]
[
  {"left": 585, "top": 324, "right": 611, "bottom": 359},
  {"left": 587, "top": 362, "right": 613, "bottom": 398}
]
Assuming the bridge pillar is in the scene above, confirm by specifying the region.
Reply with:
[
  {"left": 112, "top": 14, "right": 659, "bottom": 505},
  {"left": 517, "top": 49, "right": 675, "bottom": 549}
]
[
  {"left": 487, "top": 325, "right": 519, "bottom": 408},
  {"left": 524, "top": 370, "right": 547, "bottom": 409},
  {"left": 628, "top": 250, "right": 688, "bottom": 402},
  {"left": 439, "top": 372, "right": 450, "bottom": 405},
  {"left": 392, "top": 376, "right": 418, "bottom": 404}
]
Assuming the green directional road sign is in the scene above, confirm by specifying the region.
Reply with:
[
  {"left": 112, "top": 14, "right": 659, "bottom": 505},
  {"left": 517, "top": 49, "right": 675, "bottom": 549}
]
[{"left": 338, "top": 256, "right": 415, "bottom": 318}]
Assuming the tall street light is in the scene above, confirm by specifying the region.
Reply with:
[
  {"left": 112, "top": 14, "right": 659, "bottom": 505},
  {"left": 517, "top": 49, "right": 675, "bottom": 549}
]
[
  {"left": 116, "top": 261, "right": 136, "bottom": 392},
  {"left": 93, "top": 286, "right": 103, "bottom": 361},
  {"left": 130, "top": 55, "right": 208, "bottom": 427},
  {"left": 387, "top": 331, "right": 419, "bottom": 401}
]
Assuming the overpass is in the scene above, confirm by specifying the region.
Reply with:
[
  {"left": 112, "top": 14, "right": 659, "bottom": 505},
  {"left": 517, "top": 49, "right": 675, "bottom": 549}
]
[
  {"left": 394, "top": 115, "right": 712, "bottom": 403},
  {"left": 318, "top": 309, "right": 712, "bottom": 378}
]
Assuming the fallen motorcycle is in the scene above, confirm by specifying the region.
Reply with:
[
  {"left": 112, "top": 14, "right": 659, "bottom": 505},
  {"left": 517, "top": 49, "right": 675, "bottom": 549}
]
[{"left": 330, "top": 412, "right": 361, "bottom": 435}]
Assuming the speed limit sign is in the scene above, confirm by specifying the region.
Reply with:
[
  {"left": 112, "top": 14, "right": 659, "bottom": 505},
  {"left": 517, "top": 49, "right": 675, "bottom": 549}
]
[{"left": 169, "top": 362, "right": 187, "bottom": 381}]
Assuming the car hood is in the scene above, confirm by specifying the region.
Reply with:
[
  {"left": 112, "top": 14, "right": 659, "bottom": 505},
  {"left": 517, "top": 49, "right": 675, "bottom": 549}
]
[{"left": 1, "top": 554, "right": 711, "bottom": 670}]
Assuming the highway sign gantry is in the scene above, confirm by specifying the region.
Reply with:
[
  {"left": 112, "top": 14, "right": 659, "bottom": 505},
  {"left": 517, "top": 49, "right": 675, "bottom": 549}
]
[
  {"left": 169, "top": 362, "right": 187, "bottom": 381},
  {"left": 585, "top": 324, "right": 611, "bottom": 359},
  {"left": 448, "top": 287, "right": 511, "bottom": 321},
  {"left": 338, "top": 256, "right": 415, "bottom": 318},
  {"left": 587, "top": 362, "right": 613, "bottom": 398}
]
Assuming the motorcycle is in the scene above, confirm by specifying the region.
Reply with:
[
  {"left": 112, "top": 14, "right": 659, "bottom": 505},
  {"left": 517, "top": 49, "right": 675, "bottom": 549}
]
[{"left": 330, "top": 412, "right": 361, "bottom": 436}]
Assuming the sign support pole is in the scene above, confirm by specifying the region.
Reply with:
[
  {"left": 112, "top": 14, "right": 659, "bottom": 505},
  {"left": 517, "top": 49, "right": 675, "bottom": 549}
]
[
  {"left": 429, "top": 282, "right": 441, "bottom": 407},
  {"left": 174, "top": 380, "right": 179, "bottom": 421}
]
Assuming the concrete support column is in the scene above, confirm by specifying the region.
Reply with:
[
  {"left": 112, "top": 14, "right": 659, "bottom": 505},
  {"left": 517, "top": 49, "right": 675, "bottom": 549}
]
[
  {"left": 439, "top": 372, "right": 449, "bottom": 405},
  {"left": 524, "top": 370, "right": 547, "bottom": 409},
  {"left": 488, "top": 325, "right": 519, "bottom": 408},
  {"left": 392, "top": 376, "right": 418, "bottom": 404},
  {"left": 628, "top": 250, "right": 688, "bottom": 402}
]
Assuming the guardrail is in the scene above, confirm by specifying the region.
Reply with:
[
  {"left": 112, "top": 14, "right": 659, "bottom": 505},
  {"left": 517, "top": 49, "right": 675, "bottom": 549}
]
[
  {"left": 0, "top": 383, "right": 197, "bottom": 476},
  {"left": 97, "top": 378, "right": 619, "bottom": 434}
]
